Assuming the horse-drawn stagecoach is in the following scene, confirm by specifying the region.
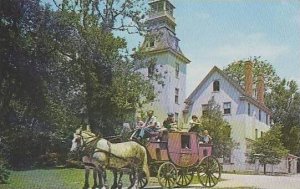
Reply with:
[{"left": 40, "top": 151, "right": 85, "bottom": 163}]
[
  {"left": 137, "top": 131, "right": 221, "bottom": 188},
  {"left": 72, "top": 128, "right": 221, "bottom": 189}
]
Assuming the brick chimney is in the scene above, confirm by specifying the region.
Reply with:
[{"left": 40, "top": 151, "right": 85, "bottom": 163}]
[
  {"left": 256, "top": 73, "right": 265, "bottom": 104},
  {"left": 244, "top": 61, "right": 253, "bottom": 97}
]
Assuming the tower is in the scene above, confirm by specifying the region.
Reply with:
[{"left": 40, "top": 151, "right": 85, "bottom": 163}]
[{"left": 141, "top": 0, "right": 190, "bottom": 124}]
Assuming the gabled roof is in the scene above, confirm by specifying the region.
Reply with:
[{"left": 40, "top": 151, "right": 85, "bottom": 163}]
[{"left": 185, "top": 66, "right": 272, "bottom": 115}]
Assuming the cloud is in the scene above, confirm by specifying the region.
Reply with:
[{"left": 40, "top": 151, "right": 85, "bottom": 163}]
[{"left": 216, "top": 33, "right": 289, "bottom": 62}]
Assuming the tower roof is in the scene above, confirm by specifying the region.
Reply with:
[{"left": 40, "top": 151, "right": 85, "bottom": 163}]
[{"left": 143, "top": 0, "right": 190, "bottom": 64}]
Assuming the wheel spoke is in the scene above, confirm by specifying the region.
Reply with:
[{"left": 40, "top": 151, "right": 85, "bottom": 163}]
[
  {"left": 212, "top": 173, "right": 218, "bottom": 180},
  {"left": 208, "top": 175, "right": 211, "bottom": 186},
  {"left": 204, "top": 174, "right": 208, "bottom": 186},
  {"left": 165, "top": 178, "right": 168, "bottom": 187}
]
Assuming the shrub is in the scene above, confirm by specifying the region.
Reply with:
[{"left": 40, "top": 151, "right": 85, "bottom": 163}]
[{"left": 0, "top": 156, "right": 10, "bottom": 184}]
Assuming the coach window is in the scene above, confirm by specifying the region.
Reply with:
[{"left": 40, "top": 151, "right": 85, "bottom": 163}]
[{"left": 181, "top": 135, "right": 190, "bottom": 149}]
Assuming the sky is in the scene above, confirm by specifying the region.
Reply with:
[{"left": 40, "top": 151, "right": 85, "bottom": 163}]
[{"left": 124, "top": 0, "right": 300, "bottom": 96}]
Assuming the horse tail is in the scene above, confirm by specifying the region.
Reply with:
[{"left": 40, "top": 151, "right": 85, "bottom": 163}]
[{"left": 142, "top": 147, "right": 150, "bottom": 180}]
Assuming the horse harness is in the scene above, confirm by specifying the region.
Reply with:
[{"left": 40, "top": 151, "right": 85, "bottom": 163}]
[{"left": 77, "top": 131, "right": 127, "bottom": 167}]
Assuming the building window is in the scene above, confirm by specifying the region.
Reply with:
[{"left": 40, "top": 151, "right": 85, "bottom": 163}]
[
  {"left": 175, "top": 88, "right": 179, "bottom": 104},
  {"left": 175, "top": 63, "right": 179, "bottom": 78},
  {"left": 175, "top": 112, "right": 179, "bottom": 123},
  {"left": 248, "top": 103, "right": 251, "bottom": 116},
  {"left": 223, "top": 102, "right": 231, "bottom": 115},
  {"left": 266, "top": 114, "right": 269, "bottom": 125},
  {"left": 202, "top": 104, "right": 208, "bottom": 116},
  {"left": 213, "top": 80, "right": 220, "bottom": 92},
  {"left": 255, "top": 129, "right": 258, "bottom": 139},
  {"left": 259, "top": 110, "right": 261, "bottom": 121},
  {"left": 148, "top": 63, "right": 155, "bottom": 78},
  {"left": 149, "top": 40, "right": 155, "bottom": 47}
]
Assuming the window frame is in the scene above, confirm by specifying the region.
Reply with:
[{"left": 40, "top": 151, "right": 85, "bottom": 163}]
[
  {"left": 175, "top": 88, "right": 179, "bottom": 104},
  {"left": 175, "top": 62, "right": 179, "bottom": 78},
  {"left": 148, "top": 63, "right": 156, "bottom": 78},
  {"left": 213, "top": 80, "right": 220, "bottom": 92},
  {"left": 223, "top": 102, "right": 231, "bottom": 115},
  {"left": 202, "top": 104, "right": 208, "bottom": 116},
  {"left": 248, "top": 103, "right": 251, "bottom": 116},
  {"left": 175, "top": 112, "right": 179, "bottom": 122}
]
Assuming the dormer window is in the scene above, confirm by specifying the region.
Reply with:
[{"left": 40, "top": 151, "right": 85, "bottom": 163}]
[{"left": 213, "top": 80, "right": 220, "bottom": 92}]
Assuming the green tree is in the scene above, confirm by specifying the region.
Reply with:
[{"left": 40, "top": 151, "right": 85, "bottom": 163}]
[
  {"left": 223, "top": 56, "right": 280, "bottom": 92},
  {"left": 0, "top": 0, "right": 153, "bottom": 168},
  {"left": 266, "top": 79, "right": 300, "bottom": 155},
  {"left": 198, "top": 99, "right": 234, "bottom": 158},
  {"left": 49, "top": 0, "right": 154, "bottom": 135},
  {"left": 250, "top": 124, "right": 289, "bottom": 171}
]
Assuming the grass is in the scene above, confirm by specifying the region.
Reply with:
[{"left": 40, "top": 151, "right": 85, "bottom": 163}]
[
  {"left": 1, "top": 168, "right": 133, "bottom": 189},
  {"left": 0, "top": 168, "right": 259, "bottom": 189}
]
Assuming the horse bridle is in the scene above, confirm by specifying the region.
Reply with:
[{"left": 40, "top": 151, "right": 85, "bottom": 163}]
[{"left": 77, "top": 131, "right": 99, "bottom": 147}]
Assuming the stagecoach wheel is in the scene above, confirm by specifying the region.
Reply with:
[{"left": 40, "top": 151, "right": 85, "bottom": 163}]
[
  {"left": 176, "top": 168, "right": 194, "bottom": 187},
  {"left": 197, "top": 156, "right": 221, "bottom": 188},
  {"left": 129, "top": 171, "right": 148, "bottom": 189},
  {"left": 157, "top": 162, "right": 178, "bottom": 189}
]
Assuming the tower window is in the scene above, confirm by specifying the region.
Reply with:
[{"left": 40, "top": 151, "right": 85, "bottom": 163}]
[
  {"left": 213, "top": 80, "right": 220, "bottom": 92},
  {"left": 223, "top": 102, "right": 231, "bottom": 115},
  {"left": 148, "top": 63, "right": 155, "bottom": 78},
  {"left": 175, "top": 63, "right": 179, "bottom": 78},
  {"left": 259, "top": 110, "right": 261, "bottom": 121},
  {"left": 175, "top": 88, "right": 179, "bottom": 104},
  {"left": 266, "top": 114, "right": 269, "bottom": 125},
  {"left": 149, "top": 40, "right": 155, "bottom": 47}
]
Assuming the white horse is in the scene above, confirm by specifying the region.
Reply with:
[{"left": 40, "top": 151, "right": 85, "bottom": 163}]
[
  {"left": 71, "top": 131, "right": 106, "bottom": 189},
  {"left": 71, "top": 128, "right": 150, "bottom": 189}
]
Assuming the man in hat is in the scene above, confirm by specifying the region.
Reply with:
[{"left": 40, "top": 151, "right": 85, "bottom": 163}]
[{"left": 162, "top": 113, "right": 176, "bottom": 131}]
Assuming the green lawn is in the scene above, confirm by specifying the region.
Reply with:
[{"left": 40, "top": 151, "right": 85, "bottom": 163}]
[{"left": 0, "top": 168, "right": 258, "bottom": 189}]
